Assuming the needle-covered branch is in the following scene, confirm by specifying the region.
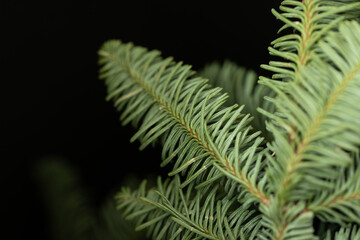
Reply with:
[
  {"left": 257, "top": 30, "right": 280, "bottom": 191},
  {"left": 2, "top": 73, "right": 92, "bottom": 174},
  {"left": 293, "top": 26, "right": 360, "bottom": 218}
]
[{"left": 99, "top": 41, "right": 270, "bottom": 206}]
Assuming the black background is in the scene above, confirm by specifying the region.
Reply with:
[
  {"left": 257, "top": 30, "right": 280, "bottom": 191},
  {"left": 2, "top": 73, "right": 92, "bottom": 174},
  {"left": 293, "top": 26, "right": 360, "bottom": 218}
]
[{"left": 2, "top": 1, "right": 282, "bottom": 239}]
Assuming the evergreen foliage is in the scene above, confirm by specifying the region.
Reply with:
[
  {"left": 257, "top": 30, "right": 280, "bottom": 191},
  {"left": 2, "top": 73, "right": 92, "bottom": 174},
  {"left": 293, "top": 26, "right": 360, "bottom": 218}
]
[
  {"left": 198, "top": 61, "right": 275, "bottom": 141},
  {"left": 97, "top": 0, "right": 360, "bottom": 237},
  {"left": 38, "top": 0, "right": 360, "bottom": 239}
]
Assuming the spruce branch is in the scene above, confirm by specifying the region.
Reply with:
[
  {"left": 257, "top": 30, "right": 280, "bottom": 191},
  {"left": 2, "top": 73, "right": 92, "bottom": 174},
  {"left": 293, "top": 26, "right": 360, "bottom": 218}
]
[
  {"left": 261, "top": 20, "right": 360, "bottom": 201},
  {"left": 261, "top": 0, "right": 360, "bottom": 84},
  {"left": 258, "top": 1, "right": 360, "bottom": 238},
  {"left": 94, "top": 1, "right": 360, "bottom": 239},
  {"left": 98, "top": 41, "right": 270, "bottom": 206},
  {"left": 116, "top": 176, "right": 263, "bottom": 240},
  {"left": 259, "top": 201, "right": 317, "bottom": 240},
  {"left": 308, "top": 154, "right": 360, "bottom": 225},
  {"left": 259, "top": 20, "right": 360, "bottom": 239}
]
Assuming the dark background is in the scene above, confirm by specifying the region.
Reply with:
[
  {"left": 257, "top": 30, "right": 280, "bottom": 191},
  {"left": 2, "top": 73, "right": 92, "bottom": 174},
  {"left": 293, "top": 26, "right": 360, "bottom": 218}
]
[{"left": 2, "top": 1, "right": 281, "bottom": 239}]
